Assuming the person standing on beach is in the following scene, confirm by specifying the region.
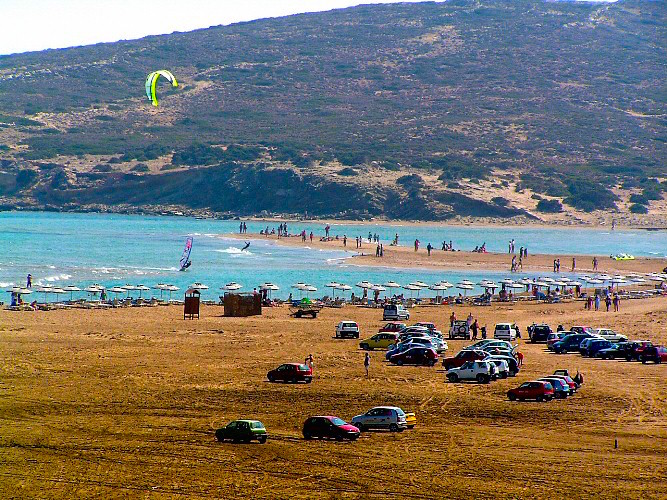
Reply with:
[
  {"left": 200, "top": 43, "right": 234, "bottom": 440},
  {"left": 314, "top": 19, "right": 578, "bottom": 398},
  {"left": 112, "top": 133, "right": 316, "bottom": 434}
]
[
  {"left": 26, "top": 274, "right": 32, "bottom": 288},
  {"left": 364, "top": 352, "right": 370, "bottom": 378},
  {"left": 427, "top": 243, "right": 433, "bottom": 256},
  {"left": 343, "top": 235, "right": 347, "bottom": 247},
  {"left": 613, "top": 294, "right": 620, "bottom": 312},
  {"left": 414, "top": 239, "right": 420, "bottom": 252},
  {"left": 450, "top": 311, "right": 456, "bottom": 327},
  {"left": 594, "top": 294, "right": 600, "bottom": 311},
  {"left": 605, "top": 295, "right": 612, "bottom": 312},
  {"left": 380, "top": 244, "right": 384, "bottom": 257},
  {"left": 572, "top": 257, "right": 576, "bottom": 272},
  {"left": 376, "top": 245, "right": 380, "bottom": 257},
  {"left": 309, "top": 231, "right": 313, "bottom": 243},
  {"left": 471, "top": 319, "right": 479, "bottom": 340}
]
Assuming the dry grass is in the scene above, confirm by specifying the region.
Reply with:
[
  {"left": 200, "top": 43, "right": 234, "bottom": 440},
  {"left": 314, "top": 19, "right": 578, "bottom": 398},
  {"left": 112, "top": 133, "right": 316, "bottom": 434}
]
[{"left": 1, "top": 297, "right": 666, "bottom": 498}]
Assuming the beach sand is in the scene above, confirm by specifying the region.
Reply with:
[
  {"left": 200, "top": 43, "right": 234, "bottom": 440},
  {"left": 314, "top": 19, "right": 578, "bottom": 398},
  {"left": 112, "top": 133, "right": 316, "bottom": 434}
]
[
  {"left": 228, "top": 233, "right": 667, "bottom": 275},
  {"left": 1, "top": 296, "right": 665, "bottom": 498}
]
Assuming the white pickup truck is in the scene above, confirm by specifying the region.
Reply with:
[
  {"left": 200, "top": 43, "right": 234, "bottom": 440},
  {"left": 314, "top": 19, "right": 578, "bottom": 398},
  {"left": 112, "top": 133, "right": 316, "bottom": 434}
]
[{"left": 446, "top": 360, "right": 496, "bottom": 384}]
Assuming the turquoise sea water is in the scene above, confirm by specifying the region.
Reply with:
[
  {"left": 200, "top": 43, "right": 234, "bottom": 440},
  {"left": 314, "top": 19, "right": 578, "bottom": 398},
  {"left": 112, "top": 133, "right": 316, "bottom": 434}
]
[{"left": 1, "top": 211, "right": 665, "bottom": 300}]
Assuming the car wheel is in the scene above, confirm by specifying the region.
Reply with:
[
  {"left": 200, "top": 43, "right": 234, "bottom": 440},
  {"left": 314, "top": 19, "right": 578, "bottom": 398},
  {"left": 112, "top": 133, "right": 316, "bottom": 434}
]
[
  {"left": 360, "top": 344, "right": 368, "bottom": 350},
  {"left": 476, "top": 373, "right": 486, "bottom": 383},
  {"left": 267, "top": 374, "right": 275, "bottom": 382},
  {"left": 641, "top": 357, "right": 647, "bottom": 364},
  {"left": 447, "top": 373, "right": 458, "bottom": 383},
  {"left": 626, "top": 355, "right": 633, "bottom": 362},
  {"left": 291, "top": 377, "right": 298, "bottom": 383},
  {"left": 429, "top": 360, "right": 436, "bottom": 367},
  {"left": 397, "top": 360, "right": 403, "bottom": 366},
  {"left": 536, "top": 395, "right": 544, "bottom": 402},
  {"left": 303, "top": 433, "right": 312, "bottom": 440},
  {"left": 350, "top": 434, "right": 359, "bottom": 441},
  {"left": 305, "top": 377, "right": 312, "bottom": 384},
  {"left": 508, "top": 393, "right": 517, "bottom": 401},
  {"left": 357, "top": 424, "right": 366, "bottom": 432},
  {"left": 258, "top": 436, "right": 267, "bottom": 444},
  {"left": 389, "top": 423, "right": 399, "bottom": 432},
  {"left": 501, "top": 373, "right": 508, "bottom": 379}
]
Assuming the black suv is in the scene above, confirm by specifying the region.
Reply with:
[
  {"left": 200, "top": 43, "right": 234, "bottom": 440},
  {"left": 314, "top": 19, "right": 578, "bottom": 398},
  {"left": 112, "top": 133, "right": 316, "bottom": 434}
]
[{"left": 528, "top": 324, "right": 553, "bottom": 343}]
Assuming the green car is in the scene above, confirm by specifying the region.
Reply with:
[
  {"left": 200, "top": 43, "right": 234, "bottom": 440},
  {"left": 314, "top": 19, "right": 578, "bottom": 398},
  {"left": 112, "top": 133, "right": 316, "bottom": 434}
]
[{"left": 215, "top": 420, "right": 268, "bottom": 444}]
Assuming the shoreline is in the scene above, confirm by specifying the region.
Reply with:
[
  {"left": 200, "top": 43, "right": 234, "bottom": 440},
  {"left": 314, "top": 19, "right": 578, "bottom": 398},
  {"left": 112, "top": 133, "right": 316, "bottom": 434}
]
[
  {"left": 226, "top": 233, "right": 667, "bottom": 276},
  {"left": 3, "top": 207, "right": 666, "bottom": 231}
]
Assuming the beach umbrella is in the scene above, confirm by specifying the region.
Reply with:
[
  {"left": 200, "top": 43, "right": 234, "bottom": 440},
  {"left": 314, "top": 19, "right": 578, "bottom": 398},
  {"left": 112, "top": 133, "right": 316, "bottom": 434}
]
[
  {"left": 647, "top": 274, "right": 665, "bottom": 282},
  {"left": 165, "top": 284, "right": 180, "bottom": 300},
  {"left": 456, "top": 282, "right": 474, "bottom": 297},
  {"left": 438, "top": 281, "right": 454, "bottom": 288},
  {"left": 189, "top": 282, "right": 209, "bottom": 290},
  {"left": 51, "top": 287, "right": 66, "bottom": 302},
  {"left": 509, "top": 282, "right": 525, "bottom": 289},
  {"left": 518, "top": 278, "right": 533, "bottom": 285},
  {"left": 569, "top": 281, "right": 583, "bottom": 287},
  {"left": 430, "top": 283, "right": 451, "bottom": 291},
  {"left": 335, "top": 283, "right": 352, "bottom": 299},
  {"left": 411, "top": 281, "right": 429, "bottom": 289},
  {"left": 153, "top": 283, "right": 167, "bottom": 299},
  {"left": 260, "top": 282, "right": 280, "bottom": 299},
  {"left": 552, "top": 281, "right": 568, "bottom": 287},
  {"left": 325, "top": 281, "right": 340, "bottom": 297},
  {"left": 383, "top": 281, "right": 401, "bottom": 295},
  {"left": 558, "top": 277, "right": 572, "bottom": 283},
  {"left": 135, "top": 284, "right": 151, "bottom": 297},
  {"left": 630, "top": 277, "right": 646, "bottom": 284},
  {"left": 586, "top": 278, "right": 604, "bottom": 285},
  {"left": 303, "top": 285, "right": 317, "bottom": 298},
  {"left": 540, "top": 277, "right": 555, "bottom": 283},
  {"left": 122, "top": 284, "right": 138, "bottom": 297},
  {"left": 356, "top": 281, "right": 373, "bottom": 289},
  {"left": 84, "top": 284, "right": 104, "bottom": 299},
  {"left": 62, "top": 285, "right": 81, "bottom": 301},
  {"left": 401, "top": 283, "right": 421, "bottom": 298},
  {"left": 500, "top": 278, "right": 515, "bottom": 285},
  {"left": 611, "top": 278, "right": 627, "bottom": 288},
  {"left": 223, "top": 282, "right": 243, "bottom": 291},
  {"left": 36, "top": 284, "right": 53, "bottom": 302},
  {"left": 459, "top": 279, "right": 475, "bottom": 286},
  {"left": 109, "top": 286, "right": 126, "bottom": 298},
  {"left": 598, "top": 274, "right": 612, "bottom": 281}
]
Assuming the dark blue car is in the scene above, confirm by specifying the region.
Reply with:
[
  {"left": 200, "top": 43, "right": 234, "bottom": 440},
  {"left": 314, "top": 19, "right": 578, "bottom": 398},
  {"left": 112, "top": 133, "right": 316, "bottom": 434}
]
[
  {"left": 584, "top": 339, "right": 612, "bottom": 357},
  {"left": 553, "top": 333, "right": 594, "bottom": 354}
]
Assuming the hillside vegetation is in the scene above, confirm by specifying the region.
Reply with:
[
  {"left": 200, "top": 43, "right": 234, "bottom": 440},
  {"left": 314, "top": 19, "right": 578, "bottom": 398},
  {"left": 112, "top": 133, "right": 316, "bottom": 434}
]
[{"left": 0, "top": 0, "right": 665, "bottom": 221}]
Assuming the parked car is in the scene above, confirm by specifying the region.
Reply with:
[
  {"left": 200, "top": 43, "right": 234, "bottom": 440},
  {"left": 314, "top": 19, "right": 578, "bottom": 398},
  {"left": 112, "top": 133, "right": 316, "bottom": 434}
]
[
  {"left": 446, "top": 360, "right": 495, "bottom": 383},
  {"left": 386, "top": 341, "right": 427, "bottom": 360},
  {"left": 428, "top": 336, "right": 449, "bottom": 353},
  {"left": 335, "top": 321, "right": 360, "bottom": 339},
  {"left": 507, "top": 381, "right": 554, "bottom": 402},
  {"left": 398, "top": 326, "right": 431, "bottom": 342},
  {"left": 389, "top": 346, "right": 438, "bottom": 366},
  {"left": 582, "top": 339, "right": 612, "bottom": 357},
  {"left": 550, "top": 374, "right": 578, "bottom": 392},
  {"left": 570, "top": 326, "right": 595, "bottom": 335},
  {"left": 378, "top": 322, "right": 407, "bottom": 333},
  {"left": 442, "top": 349, "right": 488, "bottom": 370},
  {"left": 449, "top": 320, "right": 470, "bottom": 340},
  {"left": 594, "top": 328, "right": 628, "bottom": 343},
  {"left": 538, "top": 377, "right": 570, "bottom": 398},
  {"left": 624, "top": 340, "right": 653, "bottom": 361},
  {"left": 486, "top": 355, "right": 520, "bottom": 376},
  {"left": 351, "top": 406, "right": 408, "bottom": 432},
  {"left": 215, "top": 420, "right": 268, "bottom": 444},
  {"left": 414, "top": 322, "right": 443, "bottom": 337},
  {"left": 547, "top": 332, "right": 568, "bottom": 351},
  {"left": 486, "top": 358, "right": 510, "bottom": 379},
  {"left": 494, "top": 323, "right": 519, "bottom": 341},
  {"left": 640, "top": 345, "right": 667, "bottom": 364},
  {"left": 302, "top": 416, "right": 360, "bottom": 441},
  {"left": 405, "top": 412, "right": 417, "bottom": 429},
  {"left": 465, "top": 340, "right": 515, "bottom": 352},
  {"left": 595, "top": 342, "right": 628, "bottom": 360},
  {"left": 267, "top": 363, "right": 313, "bottom": 383},
  {"left": 552, "top": 333, "right": 596, "bottom": 354},
  {"left": 359, "top": 332, "right": 400, "bottom": 350},
  {"left": 528, "top": 324, "right": 552, "bottom": 343},
  {"left": 383, "top": 304, "right": 410, "bottom": 321}
]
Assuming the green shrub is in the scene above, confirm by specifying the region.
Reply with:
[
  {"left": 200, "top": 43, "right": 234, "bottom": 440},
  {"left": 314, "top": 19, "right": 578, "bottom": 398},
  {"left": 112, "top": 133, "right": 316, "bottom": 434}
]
[
  {"left": 536, "top": 199, "right": 563, "bottom": 213},
  {"left": 337, "top": 167, "right": 358, "bottom": 176},
  {"left": 491, "top": 196, "right": 508, "bottom": 206},
  {"left": 629, "top": 203, "right": 648, "bottom": 214}
]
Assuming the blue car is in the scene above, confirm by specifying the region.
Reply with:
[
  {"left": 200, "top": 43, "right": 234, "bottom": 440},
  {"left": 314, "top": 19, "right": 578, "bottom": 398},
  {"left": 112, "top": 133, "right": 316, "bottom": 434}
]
[
  {"left": 553, "top": 333, "right": 595, "bottom": 354},
  {"left": 583, "top": 339, "right": 612, "bottom": 357},
  {"left": 385, "top": 340, "right": 431, "bottom": 360}
]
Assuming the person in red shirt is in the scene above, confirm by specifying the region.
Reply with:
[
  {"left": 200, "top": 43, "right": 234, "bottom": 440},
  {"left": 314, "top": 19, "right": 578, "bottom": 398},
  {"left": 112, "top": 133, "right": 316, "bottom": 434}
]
[{"left": 516, "top": 351, "right": 524, "bottom": 367}]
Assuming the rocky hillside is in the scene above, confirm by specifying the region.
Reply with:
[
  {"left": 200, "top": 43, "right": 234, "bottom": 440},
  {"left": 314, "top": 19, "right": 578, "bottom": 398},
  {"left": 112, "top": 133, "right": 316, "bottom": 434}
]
[{"left": 0, "top": 0, "right": 665, "bottom": 222}]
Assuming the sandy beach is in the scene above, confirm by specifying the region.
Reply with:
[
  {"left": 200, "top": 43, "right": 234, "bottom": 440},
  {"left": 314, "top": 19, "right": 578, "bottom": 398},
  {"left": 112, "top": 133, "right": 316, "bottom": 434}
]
[
  {"left": 227, "top": 233, "right": 667, "bottom": 276},
  {"left": 1, "top": 295, "right": 665, "bottom": 498}
]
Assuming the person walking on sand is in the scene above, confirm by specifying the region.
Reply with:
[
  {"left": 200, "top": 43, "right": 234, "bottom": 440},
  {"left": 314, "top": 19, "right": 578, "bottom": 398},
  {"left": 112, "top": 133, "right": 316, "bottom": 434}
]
[
  {"left": 343, "top": 235, "right": 347, "bottom": 247},
  {"left": 594, "top": 294, "right": 600, "bottom": 311},
  {"left": 414, "top": 239, "right": 420, "bottom": 252},
  {"left": 305, "top": 354, "right": 314, "bottom": 370},
  {"left": 450, "top": 311, "right": 456, "bottom": 327},
  {"left": 572, "top": 257, "right": 576, "bottom": 272},
  {"left": 427, "top": 243, "right": 433, "bottom": 256},
  {"left": 516, "top": 350, "right": 524, "bottom": 367},
  {"left": 593, "top": 256, "right": 598, "bottom": 271},
  {"left": 364, "top": 352, "right": 370, "bottom": 378},
  {"left": 605, "top": 295, "right": 611, "bottom": 312},
  {"left": 613, "top": 294, "right": 620, "bottom": 312},
  {"left": 471, "top": 319, "right": 479, "bottom": 340}
]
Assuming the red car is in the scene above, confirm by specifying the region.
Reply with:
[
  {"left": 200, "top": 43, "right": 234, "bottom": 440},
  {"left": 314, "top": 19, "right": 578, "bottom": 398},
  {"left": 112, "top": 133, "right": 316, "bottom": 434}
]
[
  {"left": 550, "top": 374, "right": 578, "bottom": 392},
  {"left": 507, "top": 381, "right": 555, "bottom": 402},
  {"left": 390, "top": 346, "right": 438, "bottom": 366},
  {"left": 442, "top": 349, "right": 487, "bottom": 370},
  {"left": 641, "top": 345, "right": 667, "bottom": 364},
  {"left": 267, "top": 363, "right": 313, "bottom": 383},
  {"left": 379, "top": 322, "right": 407, "bottom": 333},
  {"left": 302, "top": 416, "right": 360, "bottom": 441}
]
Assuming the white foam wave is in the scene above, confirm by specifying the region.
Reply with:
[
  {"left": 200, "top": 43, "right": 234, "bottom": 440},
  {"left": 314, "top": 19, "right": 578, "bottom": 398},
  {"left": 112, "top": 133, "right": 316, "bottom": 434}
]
[
  {"left": 215, "top": 247, "right": 254, "bottom": 256},
  {"left": 40, "top": 273, "right": 72, "bottom": 283},
  {"left": 0, "top": 282, "right": 15, "bottom": 288}
]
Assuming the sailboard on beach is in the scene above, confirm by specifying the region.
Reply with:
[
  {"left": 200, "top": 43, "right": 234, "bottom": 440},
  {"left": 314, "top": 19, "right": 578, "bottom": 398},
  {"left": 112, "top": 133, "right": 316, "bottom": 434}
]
[{"left": 179, "top": 237, "right": 193, "bottom": 271}]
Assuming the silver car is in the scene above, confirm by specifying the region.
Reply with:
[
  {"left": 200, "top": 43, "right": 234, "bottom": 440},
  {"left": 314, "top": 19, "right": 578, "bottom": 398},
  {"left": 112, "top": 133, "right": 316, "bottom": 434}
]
[{"left": 351, "top": 406, "right": 407, "bottom": 432}]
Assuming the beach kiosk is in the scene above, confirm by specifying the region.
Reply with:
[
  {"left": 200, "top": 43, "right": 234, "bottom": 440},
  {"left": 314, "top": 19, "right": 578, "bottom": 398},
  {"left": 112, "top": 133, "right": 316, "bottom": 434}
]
[{"left": 184, "top": 288, "right": 200, "bottom": 319}]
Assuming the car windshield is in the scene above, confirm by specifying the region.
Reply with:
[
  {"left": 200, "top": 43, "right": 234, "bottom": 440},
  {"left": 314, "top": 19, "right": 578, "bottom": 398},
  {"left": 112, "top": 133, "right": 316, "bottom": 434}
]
[
  {"left": 331, "top": 417, "right": 346, "bottom": 426},
  {"left": 396, "top": 409, "right": 405, "bottom": 416}
]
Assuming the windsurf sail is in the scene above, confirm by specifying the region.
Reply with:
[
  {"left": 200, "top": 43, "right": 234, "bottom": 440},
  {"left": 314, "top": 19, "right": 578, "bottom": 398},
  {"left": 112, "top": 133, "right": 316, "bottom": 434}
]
[{"left": 179, "top": 237, "right": 193, "bottom": 271}]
